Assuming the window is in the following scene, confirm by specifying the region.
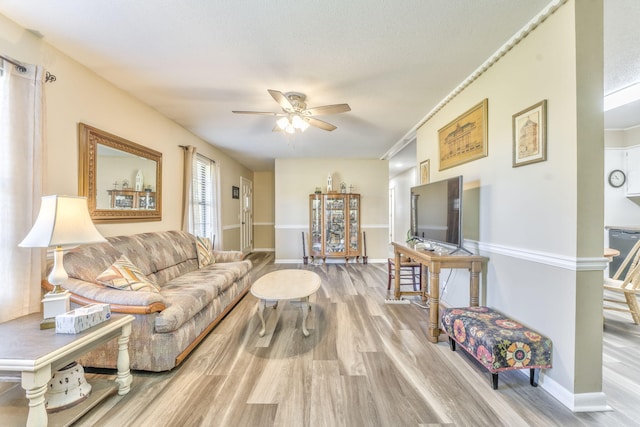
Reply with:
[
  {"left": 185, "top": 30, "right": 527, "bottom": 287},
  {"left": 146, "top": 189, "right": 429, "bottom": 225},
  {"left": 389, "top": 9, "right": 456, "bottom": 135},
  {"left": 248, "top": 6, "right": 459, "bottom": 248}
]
[{"left": 192, "top": 154, "right": 219, "bottom": 246}]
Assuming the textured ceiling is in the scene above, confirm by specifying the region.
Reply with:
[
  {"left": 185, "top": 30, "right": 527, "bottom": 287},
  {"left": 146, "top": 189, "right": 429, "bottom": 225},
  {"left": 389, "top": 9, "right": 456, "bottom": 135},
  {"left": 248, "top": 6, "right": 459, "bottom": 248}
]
[{"left": 0, "top": 0, "right": 637, "bottom": 174}]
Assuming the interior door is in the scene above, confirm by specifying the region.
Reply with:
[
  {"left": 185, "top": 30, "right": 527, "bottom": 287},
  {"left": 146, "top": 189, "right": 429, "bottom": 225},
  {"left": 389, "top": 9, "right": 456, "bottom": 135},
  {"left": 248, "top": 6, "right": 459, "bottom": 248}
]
[{"left": 240, "top": 177, "right": 253, "bottom": 254}]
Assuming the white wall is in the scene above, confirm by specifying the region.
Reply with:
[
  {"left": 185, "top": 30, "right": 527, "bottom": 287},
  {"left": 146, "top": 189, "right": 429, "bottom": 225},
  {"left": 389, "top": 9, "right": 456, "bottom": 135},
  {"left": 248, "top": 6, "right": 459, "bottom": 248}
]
[
  {"left": 412, "top": 0, "right": 605, "bottom": 410},
  {"left": 275, "top": 158, "right": 389, "bottom": 262},
  {"left": 0, "top": 13, "right": 253, "bottom": 249},
  {"left": 389, "top": 167, "right": 416, "bottom": 246}
]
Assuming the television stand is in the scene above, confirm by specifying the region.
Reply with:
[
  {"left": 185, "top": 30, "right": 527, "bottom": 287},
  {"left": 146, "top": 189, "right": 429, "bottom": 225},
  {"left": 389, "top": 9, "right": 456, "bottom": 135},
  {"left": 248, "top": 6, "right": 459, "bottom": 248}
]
[{"left": 449, "top": 246, "right": 472, "bottom": 255}]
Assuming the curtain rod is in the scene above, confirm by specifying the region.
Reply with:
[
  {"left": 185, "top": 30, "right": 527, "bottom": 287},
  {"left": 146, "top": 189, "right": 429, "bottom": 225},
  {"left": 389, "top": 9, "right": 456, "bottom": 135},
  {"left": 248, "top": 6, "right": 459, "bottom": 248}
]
[
  {"left": 1, "top": 55, "right": 26, "bottom": 72},
  {"left": 1, "top": 54, "right": 56, "bottom": 83}
]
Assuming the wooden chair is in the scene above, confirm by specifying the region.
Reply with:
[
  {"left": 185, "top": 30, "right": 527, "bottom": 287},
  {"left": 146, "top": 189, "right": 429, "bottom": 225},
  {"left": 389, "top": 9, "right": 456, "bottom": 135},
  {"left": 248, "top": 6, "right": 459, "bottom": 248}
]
[
  {"left": 387, "top": 257, "right": 422, "bottom": 291},
  {"left": 604, "top": 240, "right": 640, "bottom": 324}
]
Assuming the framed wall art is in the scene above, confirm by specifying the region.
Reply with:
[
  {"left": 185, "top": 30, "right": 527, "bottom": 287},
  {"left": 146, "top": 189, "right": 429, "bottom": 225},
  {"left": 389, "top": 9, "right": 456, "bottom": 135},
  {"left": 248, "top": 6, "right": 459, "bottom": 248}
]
[
  {"left": 438, "top": 99, "right": 488, "bottom": 171},
  {"left": 512, "top": 100, "right": 547, "bottom": 167},
  {"left": 232, "top": 186, "right": 240, "bottom": 199},
  {"left": 420, "top": 159, "right": 430, "bottom": 184}
]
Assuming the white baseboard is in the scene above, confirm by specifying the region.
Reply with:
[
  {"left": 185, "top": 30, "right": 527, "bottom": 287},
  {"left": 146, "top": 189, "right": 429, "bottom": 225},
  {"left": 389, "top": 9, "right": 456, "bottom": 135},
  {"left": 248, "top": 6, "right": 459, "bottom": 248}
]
[
  {"left": 275, "top": 258, "right": 387, "bottom": 264},
  {"left": 522, "top": 370, "right": 611, "bottom": 412},
  {"left": 252, "top": 248, "right": 275, "bottom": 252}
]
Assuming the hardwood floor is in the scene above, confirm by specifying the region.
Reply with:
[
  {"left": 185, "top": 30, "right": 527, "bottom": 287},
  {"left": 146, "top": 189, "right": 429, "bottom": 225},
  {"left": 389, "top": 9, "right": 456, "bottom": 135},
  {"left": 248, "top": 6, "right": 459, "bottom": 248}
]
[{"left": 55, "top": 254, "right": 640, "bottom": 425}]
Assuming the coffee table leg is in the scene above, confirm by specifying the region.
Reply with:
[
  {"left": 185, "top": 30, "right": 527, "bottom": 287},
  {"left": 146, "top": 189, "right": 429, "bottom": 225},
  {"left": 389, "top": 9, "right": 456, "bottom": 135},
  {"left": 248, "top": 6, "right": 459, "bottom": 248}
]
[
  {"left": 22, "top": 366, "right": 50, "bottom": 427},
  {"left": 116, "top": 323, "right": 133, "bottom": 395},
  {"left": 257, "top": 299, "right": 266, "bottom": 337},
  {"left": 301, "top": 296, "right": 310, "bottom": 337}
]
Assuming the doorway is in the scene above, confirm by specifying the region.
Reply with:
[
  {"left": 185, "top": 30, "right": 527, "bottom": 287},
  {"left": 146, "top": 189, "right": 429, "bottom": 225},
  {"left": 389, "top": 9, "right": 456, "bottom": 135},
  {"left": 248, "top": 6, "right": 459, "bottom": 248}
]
[{"left": 240, "top": 177, "right": 253, "bottom": 255}]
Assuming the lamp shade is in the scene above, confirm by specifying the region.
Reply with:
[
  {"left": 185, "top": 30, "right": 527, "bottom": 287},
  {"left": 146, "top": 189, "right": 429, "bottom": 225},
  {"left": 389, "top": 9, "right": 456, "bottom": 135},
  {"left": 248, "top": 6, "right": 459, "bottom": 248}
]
[{"left": 19, "top": 195, "right": 106, "bottom": 248}]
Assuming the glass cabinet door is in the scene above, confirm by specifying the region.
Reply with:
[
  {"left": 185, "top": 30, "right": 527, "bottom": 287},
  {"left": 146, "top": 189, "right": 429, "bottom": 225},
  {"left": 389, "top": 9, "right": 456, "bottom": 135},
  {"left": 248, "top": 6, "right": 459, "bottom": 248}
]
[
  {"left": 309, "top": 195, "right": 323, "bottom": 255},
  {"left": 348, "top": 194, "right": 360, "bottom": 255},
  {"left": 324, "top": 194, "right": 346, "bottom": 255}
]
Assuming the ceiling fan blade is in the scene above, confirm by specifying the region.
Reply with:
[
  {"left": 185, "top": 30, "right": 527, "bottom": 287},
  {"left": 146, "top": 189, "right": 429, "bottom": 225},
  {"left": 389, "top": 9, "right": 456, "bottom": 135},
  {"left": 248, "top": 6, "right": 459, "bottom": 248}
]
[
  {"left": 304, "top": 104, "right": 351, "bottom": 116},
  {"left": 232, "top": 110, "right": 280, "bottom": 116},
  {"left": 268, "top": 89, "right": 294, "bottom": 111},
  {"left": 306, "top": 117, "right": 337, "bottom": 131}
]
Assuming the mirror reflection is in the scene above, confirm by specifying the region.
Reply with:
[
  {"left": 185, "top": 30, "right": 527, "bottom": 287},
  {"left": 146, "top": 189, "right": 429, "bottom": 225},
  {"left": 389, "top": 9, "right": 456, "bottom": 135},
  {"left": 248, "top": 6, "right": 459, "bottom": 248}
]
[
  {"left": 97, "top": 145, "right": 157, "bottom": 210},
  {"left": 79, "top": 123, "right": 162, "bottom": 223}
]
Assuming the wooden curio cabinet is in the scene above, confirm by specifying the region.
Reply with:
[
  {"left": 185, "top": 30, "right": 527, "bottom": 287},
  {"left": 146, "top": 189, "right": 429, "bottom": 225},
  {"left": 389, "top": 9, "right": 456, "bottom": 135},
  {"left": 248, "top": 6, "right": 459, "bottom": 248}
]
[
  {"left": 107, "top": 189, "right": 156, "bottom": 210},
  {"left": 308, "top": 193, "right": 361, "bottom": 263}
]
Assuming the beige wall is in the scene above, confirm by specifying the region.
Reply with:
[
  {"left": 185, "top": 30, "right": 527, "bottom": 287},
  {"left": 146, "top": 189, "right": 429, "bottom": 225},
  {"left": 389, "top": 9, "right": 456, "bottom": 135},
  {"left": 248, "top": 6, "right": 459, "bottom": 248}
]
[
  {"left": 275, "top": 158, "right": 389, "bottom": 262},
  {"left": 0, "top": 13, "right": 252, "bottom": 250},
  {"left": 253, "top": 171, "right": 275, "bottom": 251},
  {"left": 412, "top": 0, "right": 605, "bottom": 409}
]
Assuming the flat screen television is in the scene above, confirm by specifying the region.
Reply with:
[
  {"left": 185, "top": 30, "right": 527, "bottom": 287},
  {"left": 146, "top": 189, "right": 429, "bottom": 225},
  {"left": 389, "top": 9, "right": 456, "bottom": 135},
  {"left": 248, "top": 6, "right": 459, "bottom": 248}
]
[{"left": 410, "top": 175, "right": 463, "bottom": 249}]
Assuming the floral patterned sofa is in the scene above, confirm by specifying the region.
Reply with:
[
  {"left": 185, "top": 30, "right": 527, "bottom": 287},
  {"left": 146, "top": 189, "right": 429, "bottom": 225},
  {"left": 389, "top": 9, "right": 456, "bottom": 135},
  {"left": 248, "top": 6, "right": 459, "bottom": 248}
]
[
  {"left": 441, "top": 306, "right": 552, "bottom": 389},
  {"left": 43, "top": 230, "right": 252, "bottom": 372}
]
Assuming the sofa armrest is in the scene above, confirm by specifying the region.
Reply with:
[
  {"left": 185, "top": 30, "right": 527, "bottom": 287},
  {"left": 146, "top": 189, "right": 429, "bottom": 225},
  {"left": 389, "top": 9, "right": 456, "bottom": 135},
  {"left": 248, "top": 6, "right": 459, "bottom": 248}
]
[
  {"left": 42, "top": 279, "right": 166, "bottom": 315},
  {"left": 213, "top": 250, "right": 245, "bottom": 263}
]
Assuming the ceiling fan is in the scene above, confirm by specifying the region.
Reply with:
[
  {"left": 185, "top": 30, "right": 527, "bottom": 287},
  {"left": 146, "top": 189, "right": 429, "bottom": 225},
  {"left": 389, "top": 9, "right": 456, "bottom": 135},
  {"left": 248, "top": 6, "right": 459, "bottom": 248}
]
[{"left": 232, "top": 89, "right": 351, "bottom": 133}]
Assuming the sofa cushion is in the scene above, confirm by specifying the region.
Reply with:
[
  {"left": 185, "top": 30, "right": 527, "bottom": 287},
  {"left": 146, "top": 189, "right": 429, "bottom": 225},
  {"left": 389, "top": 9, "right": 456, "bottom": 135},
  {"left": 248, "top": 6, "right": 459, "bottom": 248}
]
[
  {"left": 153, "top": 259, "right": 251, "bottom": 333},
  {"left": 107, "top": 234, "right": 156, "bottom": 276},
  {"left": 96, "top": 255, "right": 160, "bottom": 292},
  {"left": 64, "top": 241, "right": 123, "bottom": 285},
  {"left": 205, "top": 260, "right": 252, "bottom": 293},
  {"left": 196, "top": 236, "right": 214, "bottom": 268},
  {"left": 154, "top": 269, "right": 227, "bottom": 333},
  {"left": 115, "top": 231, "right": 200, "bottom": 286}
]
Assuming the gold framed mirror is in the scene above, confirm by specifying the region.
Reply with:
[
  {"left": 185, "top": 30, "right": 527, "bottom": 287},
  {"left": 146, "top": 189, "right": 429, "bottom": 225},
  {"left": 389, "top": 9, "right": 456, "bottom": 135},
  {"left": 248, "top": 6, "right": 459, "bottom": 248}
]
[{"left": 78, "top": 123, "right": 162, "bottom": 223}]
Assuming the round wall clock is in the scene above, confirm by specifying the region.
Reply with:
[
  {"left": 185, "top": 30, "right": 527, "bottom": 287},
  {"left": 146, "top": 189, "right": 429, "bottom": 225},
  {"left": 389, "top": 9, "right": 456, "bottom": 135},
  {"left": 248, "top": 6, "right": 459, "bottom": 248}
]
[{"left": 608, "top": 169, "right": 626, "bottom": 188}]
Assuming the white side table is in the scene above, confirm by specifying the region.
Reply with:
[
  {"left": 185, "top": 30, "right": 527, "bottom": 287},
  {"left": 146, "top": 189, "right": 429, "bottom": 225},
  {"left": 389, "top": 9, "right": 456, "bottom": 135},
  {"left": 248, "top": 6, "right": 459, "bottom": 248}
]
[
  {"left": 250, "top": 269, "right": 321, "bottom": 337},
  {"left": 0, "top": 313, "right": 134, "bottom": 426}
]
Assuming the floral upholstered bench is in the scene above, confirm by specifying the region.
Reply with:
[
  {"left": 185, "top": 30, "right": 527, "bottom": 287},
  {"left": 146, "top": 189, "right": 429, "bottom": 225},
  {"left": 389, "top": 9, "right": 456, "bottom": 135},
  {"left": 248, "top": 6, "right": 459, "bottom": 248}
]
[{"left": 441, "top": 306, "right": 552, "bottom": 389}]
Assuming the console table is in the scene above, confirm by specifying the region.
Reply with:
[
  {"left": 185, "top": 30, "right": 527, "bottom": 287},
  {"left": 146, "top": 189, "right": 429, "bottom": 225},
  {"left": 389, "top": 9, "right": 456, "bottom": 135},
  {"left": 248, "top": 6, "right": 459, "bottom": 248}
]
[
  {"left": 0, "top": 313, "right": 134, "bottom": 426},
  {"left": 391, "top": 242, "right": 487, "bottom": 343}
]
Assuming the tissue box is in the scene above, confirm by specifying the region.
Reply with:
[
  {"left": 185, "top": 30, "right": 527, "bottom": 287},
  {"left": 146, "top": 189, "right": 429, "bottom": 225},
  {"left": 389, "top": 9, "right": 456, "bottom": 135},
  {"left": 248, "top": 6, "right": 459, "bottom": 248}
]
[{"left": 55, "top": 303, "right": 111, "bottom": 334}]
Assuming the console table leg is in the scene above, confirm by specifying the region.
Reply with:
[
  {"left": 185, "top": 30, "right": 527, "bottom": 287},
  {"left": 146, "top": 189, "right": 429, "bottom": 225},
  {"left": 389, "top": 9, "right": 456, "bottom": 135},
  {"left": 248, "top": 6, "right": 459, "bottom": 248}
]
[
  {"left": 428, "top": 263, "right": 441, "bottom": 343},
  {"left": 116, "top": 323, "right": 133, "bottom": 395},
  {"left": 470, "top": 261, "right": 481, "bottom": 307},
  {"left": 257, "top": 300, "right": 266, "bottom": 337},
  {"left": 22, "top": 366, "right": 51, "bottom": 427},
  {"left": 394, "top": 251, "right": 402, "bottom": 299}
]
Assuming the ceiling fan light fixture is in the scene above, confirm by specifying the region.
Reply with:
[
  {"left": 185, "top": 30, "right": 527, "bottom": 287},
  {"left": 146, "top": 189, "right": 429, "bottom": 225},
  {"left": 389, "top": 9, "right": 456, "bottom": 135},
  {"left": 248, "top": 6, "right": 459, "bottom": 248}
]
[
  {"left": 291, "top": 114, "right": 309, "bottom": 131},
  {"left": 233, "top": 89, "right": 349, "bottom": 133},
  {"left": 276, "top": 117, "right": 290, "bottom": 130}
]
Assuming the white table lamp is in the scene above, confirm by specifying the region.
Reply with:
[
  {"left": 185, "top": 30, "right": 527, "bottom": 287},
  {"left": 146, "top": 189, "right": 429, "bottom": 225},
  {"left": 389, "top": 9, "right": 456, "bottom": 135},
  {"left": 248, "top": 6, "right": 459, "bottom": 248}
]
[{"left": 19, "top": 195, "right": 106, "bottom": 321}]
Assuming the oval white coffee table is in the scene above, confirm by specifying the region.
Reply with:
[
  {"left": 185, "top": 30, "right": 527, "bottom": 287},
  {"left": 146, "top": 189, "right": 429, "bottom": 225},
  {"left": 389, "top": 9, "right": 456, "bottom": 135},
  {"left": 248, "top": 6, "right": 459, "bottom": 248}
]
[{"left": 250, "top": 269, "right": 321, "bottom": 337}]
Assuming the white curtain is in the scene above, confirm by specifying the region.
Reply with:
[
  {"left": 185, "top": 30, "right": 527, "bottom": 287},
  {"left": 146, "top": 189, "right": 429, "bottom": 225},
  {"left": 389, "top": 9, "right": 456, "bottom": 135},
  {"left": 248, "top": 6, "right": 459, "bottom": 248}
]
[
  {"left": 0, "top": 59, "right": 45, "bottom": 322},
  {"left": 181, "top": 145, "right": 198, "bottom": 233}
]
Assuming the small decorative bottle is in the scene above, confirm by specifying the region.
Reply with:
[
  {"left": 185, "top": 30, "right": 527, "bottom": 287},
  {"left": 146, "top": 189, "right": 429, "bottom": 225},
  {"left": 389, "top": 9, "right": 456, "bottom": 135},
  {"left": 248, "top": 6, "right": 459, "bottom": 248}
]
[
  {"left": 327, "top": 174, "right": 333, "bottom": 192},
  {"left": 135, "top": 170, "right": 144, "bottom": 191}
]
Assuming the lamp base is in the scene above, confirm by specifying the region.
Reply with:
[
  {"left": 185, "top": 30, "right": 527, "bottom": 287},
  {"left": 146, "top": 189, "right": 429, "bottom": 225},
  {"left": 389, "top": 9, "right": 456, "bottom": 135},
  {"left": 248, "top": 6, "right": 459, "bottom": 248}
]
[
  {"left": 40, "top": 318, "right": 56, "bottom": 330},
  {"left": 42, "top": 290, "right": 71, "bottom": 320}
]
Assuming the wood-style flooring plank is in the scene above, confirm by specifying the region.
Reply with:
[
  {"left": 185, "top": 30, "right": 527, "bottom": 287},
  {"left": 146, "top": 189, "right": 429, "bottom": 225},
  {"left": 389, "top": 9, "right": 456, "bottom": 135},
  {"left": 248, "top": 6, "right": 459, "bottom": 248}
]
[{"left": 16, "top": 252, "right": 635, "bottom": 427}]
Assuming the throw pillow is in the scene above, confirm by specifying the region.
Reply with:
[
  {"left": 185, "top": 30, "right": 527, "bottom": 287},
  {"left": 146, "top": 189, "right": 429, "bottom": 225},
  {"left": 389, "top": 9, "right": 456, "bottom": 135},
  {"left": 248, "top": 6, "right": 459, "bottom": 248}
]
[
  {"left": 196, "top": 236, "right": 214, "bottom": 268},
  {"left": 96, "top": 255, "right": 159, "bottom": 292}
]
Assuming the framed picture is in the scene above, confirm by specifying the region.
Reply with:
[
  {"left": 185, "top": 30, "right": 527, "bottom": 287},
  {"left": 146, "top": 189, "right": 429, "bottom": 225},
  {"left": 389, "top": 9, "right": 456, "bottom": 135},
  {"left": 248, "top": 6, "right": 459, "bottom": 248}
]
[
  {"left": 438, "top": 99, "right": 488, "bottom": 171},
  {"left": 512, "top": 100, "right": 547, "bottom": 167},
  {"left": 420, "top": 159, "right": 430, "bottom": 184},
  {"left": 232, "top": 186, "right": 240, "bottom": 199}
]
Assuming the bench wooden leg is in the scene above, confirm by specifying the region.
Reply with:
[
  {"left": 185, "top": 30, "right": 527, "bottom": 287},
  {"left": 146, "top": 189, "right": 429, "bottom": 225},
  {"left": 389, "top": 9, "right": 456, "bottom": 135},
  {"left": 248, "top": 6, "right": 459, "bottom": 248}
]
[
  {"left": 448, "top": 337, "right": 456, "bottom": 351},
  {"left": 530, "top": 368, "right": 538, "bottom": 387},
  {"left": 492, "top": 373, "right": 498, "bottom": 390}
]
